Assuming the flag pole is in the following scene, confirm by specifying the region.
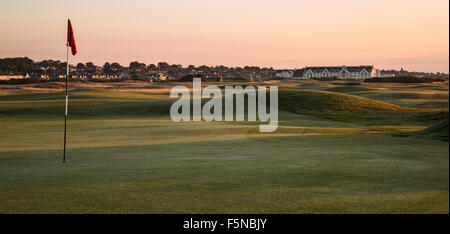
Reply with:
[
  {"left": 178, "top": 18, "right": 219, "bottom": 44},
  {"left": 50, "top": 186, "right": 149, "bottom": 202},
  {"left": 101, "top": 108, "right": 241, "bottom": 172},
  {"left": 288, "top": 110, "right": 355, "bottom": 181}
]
[{"left": 63, "top": 35, "right": 69, "bottom": 163}]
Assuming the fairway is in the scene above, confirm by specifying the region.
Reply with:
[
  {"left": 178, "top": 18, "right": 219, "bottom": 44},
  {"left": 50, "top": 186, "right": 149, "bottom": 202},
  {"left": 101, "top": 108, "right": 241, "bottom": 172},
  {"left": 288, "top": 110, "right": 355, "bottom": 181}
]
[{"left": 0, "top": 80, "right": 448, "bottom": 213}]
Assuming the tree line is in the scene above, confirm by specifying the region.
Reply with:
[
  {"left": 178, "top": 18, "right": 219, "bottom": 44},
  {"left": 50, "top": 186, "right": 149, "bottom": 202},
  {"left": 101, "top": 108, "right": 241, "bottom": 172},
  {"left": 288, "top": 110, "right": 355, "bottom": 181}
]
[{"left": 0, "top": 57, "right": 273, "bottom": 77}]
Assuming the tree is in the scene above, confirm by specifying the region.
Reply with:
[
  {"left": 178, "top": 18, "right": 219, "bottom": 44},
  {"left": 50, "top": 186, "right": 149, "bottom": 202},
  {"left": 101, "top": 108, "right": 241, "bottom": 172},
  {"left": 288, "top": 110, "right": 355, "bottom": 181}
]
[
  {"left": 37, "top": 60, "right": 60, "bottom": 70},
  {"left": 59, "top": 62, "right": 67, "bottom": 74},
  {"left": 76, "top": 63, "right": 86, "bottom": 70},
  {"left": 129, "top": 61, "right": 147, "bottom": 73},
  {"left": 147, "top": 64, "right": 157, "bottom": 71},
  {"left": 103, "top": 62, "right": 111, "bottom": 76},
  {"left": 0, "top": 57, "right": 35, "bottom": 74},
  {"left": 111, "top": 62, "right": 122, "bottom": 74},
  {"left": 75, "top": 63, "right": 86, "bottom": 77},
  {"left": 157, "top": 62, "right": 169, "bottom": 70},
  {"left": 198, "top": 65, "right": 209, "bottom": 71},
  {"left": 85, "top": 62, "right": 96, "bottom": 75},
  {"left": 129, "top": 61, "right": 140, "bottom": 70}
]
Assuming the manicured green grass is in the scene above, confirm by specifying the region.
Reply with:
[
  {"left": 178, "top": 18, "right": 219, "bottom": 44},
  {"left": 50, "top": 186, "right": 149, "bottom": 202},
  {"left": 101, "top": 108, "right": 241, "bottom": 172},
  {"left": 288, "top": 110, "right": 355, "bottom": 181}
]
[{"left": 0, "top": 80, "right": 448, "bottom": 213}]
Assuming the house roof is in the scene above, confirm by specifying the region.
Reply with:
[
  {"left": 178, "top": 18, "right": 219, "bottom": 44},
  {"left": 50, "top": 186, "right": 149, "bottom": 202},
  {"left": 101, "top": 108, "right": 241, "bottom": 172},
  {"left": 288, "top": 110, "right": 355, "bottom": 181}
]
[
  {"left": 293, "top": 68, "right": 305, "bottom": 77},
  {"left": 275, "top": 70, "right": 293, "bottom": 73}
]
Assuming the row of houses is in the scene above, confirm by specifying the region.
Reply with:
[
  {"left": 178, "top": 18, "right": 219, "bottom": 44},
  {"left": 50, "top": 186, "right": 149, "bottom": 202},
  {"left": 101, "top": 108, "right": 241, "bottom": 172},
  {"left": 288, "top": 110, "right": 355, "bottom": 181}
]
[
  {"left": 276, "top": 65, "right": 380, "bottom": 79},
  {"left": 1, "top": 66, "right": 378, "bottom": 81},
  {"left": 5, "top": 65, "right": 416, "bottom": 81},
  {"left": 0, "top": 72, "right": 168, "bottom": 82}
]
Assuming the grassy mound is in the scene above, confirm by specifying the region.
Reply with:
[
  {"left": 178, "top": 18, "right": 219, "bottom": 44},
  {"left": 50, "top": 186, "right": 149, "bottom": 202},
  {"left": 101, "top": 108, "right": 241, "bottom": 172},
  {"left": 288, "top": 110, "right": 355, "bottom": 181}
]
[
  {"left": 322, "top": 85, "right": 375, "bottom": 93},
  {"left": 367, "top": 92, "right": 449, "bottom": 100},
  {"left": 279, "top": 90, "right": 419, "bottom": 125},
  {"left": 415, "top": 118, "right": 449, "bottom": 141},
  {"left": 280, "top": 90, "right": 411, "bottom": 112},
  {"left": 412, "top": 111, "right": 449, "bottom": 141},
  {"left": 415, "top": 111, "right": 449, "bottom": 123}
]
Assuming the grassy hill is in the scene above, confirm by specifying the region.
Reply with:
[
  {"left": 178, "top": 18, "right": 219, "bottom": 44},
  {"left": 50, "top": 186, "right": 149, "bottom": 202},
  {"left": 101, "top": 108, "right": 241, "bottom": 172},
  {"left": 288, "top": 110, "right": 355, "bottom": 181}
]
[
  {"left": 278, "top": 89, "right": 425, "bottom": 125},
  {"left": 280, "top": 89, "right": 411, "bottom": 112},
  {"left": 414, "top": 117, "right": 449, "bottom": 141}
]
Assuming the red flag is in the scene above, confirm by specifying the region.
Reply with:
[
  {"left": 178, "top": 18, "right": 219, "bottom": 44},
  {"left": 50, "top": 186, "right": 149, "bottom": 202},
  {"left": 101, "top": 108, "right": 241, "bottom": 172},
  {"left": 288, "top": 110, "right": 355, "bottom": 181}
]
[{"left": 67, "top": 19, "right": 77, "bottom": 55}]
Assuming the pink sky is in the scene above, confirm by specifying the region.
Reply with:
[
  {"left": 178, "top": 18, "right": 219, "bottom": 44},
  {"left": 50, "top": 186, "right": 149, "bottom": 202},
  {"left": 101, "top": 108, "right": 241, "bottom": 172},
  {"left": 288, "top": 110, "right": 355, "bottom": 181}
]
[{"left": 0, "top": 0, "right": 448, "bottom": 72}]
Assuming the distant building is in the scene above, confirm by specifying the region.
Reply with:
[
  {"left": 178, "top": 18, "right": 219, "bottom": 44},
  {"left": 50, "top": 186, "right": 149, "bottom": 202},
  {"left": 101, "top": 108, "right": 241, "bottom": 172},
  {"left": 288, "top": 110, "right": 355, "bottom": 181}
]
[
  {"left": 0, "top": 75, "right": 24, "bottom": 80},
  {"left": 148, "top": 73, "right": 167, "bottom": 81},
  {"left": 293, "top": 65, "right": 378, "bottom": 79},
  {"left": 380, "top": 70, "right": 396, "bottom": 77},
  {"left": 293, "top": 69, "right": 305, "bottom": 79},
  {"left": 275, "top": 70, "right": 293, "bottom": 78},
  {"left": 375, "top": 69, "right": 381, "bottom": 78}
]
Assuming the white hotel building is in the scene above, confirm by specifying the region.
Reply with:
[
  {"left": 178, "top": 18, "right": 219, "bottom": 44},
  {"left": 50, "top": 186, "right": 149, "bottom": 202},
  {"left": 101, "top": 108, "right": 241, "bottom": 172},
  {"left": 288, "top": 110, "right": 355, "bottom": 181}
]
[{"left": 293, "top": 65, "right": 379, "bottom": 79}]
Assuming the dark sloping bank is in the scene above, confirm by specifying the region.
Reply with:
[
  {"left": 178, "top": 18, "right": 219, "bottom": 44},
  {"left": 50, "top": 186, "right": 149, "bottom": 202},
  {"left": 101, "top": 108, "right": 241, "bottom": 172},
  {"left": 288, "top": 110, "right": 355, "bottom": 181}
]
[
  {"left": 364, "top": 76, "right": 447, "bottom": 83},
  {"left": 413, "top": 112, "right": 449, "bottom": 141}
]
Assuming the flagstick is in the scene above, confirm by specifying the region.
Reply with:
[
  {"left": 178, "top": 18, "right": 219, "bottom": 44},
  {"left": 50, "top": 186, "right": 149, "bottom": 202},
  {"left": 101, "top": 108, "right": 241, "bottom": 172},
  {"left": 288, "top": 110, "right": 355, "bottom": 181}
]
[{"left": 63, "top": 42, "right": 69, "bottom": 163}]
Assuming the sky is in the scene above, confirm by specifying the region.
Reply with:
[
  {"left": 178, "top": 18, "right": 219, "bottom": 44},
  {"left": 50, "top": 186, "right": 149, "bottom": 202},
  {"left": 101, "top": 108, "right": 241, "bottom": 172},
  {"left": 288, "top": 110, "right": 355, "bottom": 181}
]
[{"left": 0, "top": 0, "right": 448, "bottom": 73}]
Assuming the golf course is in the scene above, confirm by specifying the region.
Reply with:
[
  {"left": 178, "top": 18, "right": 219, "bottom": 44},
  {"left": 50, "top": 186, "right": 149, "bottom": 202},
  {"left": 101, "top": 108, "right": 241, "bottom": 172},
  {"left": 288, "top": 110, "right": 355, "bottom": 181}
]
[{"left": 0, "top": 79, "right": 448, "bottom": 213}]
